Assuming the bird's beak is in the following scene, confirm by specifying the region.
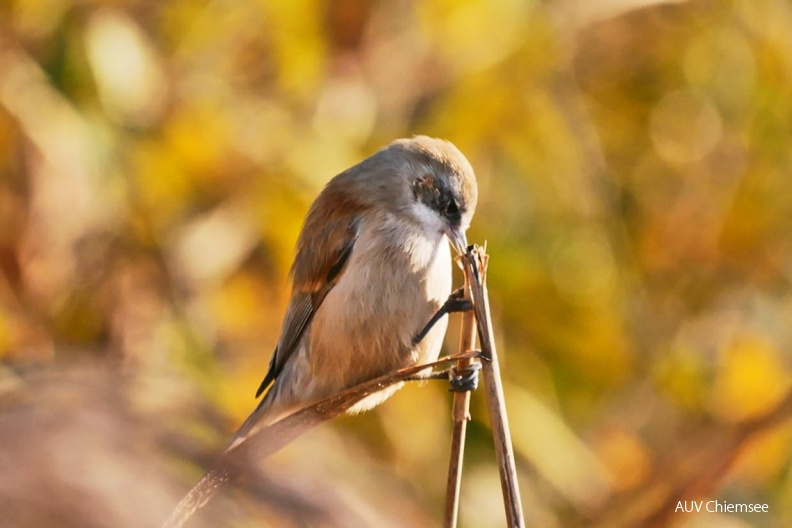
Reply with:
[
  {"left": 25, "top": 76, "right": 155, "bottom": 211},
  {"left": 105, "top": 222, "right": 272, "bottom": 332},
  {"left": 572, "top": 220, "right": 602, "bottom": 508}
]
[{"left": 446, "top": 228, "right": 469, "bottom": 256}]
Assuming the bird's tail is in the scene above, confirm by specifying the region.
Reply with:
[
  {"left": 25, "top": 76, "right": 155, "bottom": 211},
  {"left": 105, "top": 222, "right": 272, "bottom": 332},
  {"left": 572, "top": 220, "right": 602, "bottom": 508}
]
[{"left": 225, "top": 388, "right": 298, "bottom": 453}]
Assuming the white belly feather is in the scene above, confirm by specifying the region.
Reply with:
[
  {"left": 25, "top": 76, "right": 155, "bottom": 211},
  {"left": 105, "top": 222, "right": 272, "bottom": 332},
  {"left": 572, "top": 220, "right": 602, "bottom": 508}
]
[{"left": 308, "top": 213, "right": 452, "bottom": 412}]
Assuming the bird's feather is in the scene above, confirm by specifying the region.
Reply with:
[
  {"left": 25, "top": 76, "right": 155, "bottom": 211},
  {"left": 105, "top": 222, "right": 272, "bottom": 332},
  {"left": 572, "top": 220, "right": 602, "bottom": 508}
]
[{"left": 255, "top": 184, "right": 363, "bottom": 398}]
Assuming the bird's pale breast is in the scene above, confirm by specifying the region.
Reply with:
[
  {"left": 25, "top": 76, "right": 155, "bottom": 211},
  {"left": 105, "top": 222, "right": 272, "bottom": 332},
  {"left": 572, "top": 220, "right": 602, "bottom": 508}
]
[{"left": 306, "top": 212, "right": 452, "bottom": 411}]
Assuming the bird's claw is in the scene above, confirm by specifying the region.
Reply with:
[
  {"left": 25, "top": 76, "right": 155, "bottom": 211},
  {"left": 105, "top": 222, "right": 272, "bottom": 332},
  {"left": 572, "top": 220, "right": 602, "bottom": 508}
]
[
  {"left": 448, "top": 361, "right": 482, "bottom": 392},
  {"left": 412, "top": 288, "right": 473, "bottom": 345}
]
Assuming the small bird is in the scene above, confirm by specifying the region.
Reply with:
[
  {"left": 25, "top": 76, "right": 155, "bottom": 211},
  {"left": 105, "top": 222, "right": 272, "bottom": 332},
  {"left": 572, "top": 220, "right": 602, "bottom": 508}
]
[{"left": 230, "top": 136, "right": 477, "bottom": 448}]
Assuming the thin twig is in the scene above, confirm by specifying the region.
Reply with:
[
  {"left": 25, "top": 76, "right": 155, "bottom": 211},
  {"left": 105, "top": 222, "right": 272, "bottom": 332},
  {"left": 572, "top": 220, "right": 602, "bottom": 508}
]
[
  {"left": 443, "top": 256, "right": 478, "bottom": 528},
  {"left": 163, "top": 350, "right": 479, "bottom": 528},
  {"left": 463, "top": 246, "right": 526, "bottom": 527}
]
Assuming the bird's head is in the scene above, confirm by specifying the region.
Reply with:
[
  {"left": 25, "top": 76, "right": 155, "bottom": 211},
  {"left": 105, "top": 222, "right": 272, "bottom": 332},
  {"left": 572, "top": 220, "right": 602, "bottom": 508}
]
[{"left": 379, "top": 136, "right": 478, "bottom": 255}]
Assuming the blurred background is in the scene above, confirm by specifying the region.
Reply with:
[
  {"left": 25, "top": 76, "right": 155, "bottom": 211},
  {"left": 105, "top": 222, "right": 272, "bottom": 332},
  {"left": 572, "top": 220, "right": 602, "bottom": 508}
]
[{"left": 1, "top": 0, "right": 791, "bottom": 526}]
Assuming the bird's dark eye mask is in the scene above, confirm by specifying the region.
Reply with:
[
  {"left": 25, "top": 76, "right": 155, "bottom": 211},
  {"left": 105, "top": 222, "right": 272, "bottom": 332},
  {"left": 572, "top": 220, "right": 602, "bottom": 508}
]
[{"left": 412, "top": 174, "right": 463, "bottom": 227}]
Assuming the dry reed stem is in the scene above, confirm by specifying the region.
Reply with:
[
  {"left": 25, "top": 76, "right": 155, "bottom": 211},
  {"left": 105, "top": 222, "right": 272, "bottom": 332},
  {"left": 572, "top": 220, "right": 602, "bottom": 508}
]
[
  {"left": 463, "top": 246, "right": 526, "bottom": 528},
  {"left": 443, "top": 256, "right": 478, "bottom": 528},
  {"left": 163, "top": 351, "right": 479, "bottom": 528}
]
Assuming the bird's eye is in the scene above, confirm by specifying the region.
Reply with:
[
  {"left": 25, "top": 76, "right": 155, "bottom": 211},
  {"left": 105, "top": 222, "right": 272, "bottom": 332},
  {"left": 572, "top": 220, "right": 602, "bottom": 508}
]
[{"left": 446, "top": 200, "right": 460, "bottom": 216}]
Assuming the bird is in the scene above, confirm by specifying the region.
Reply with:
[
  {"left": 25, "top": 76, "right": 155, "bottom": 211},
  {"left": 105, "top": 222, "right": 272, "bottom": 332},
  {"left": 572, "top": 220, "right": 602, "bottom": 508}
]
[{"left": 229, "top": 136, "right": 477, "bottom": 449}]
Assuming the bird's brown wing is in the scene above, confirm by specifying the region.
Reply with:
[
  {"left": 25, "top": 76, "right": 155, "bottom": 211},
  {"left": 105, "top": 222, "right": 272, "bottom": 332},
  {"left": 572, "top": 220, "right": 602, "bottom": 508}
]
[{"left": 255, "top": 188, "right": 363, "bottom": 398}]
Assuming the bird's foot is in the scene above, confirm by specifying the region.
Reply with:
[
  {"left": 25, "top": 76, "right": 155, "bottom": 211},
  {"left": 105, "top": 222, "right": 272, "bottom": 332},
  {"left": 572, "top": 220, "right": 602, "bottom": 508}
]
[
  {"left": 412, "top": 288, "right": 473, "bottom": 345},
  {"left": 448, "top": 361, "right": 482, "bottom": 392}
]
